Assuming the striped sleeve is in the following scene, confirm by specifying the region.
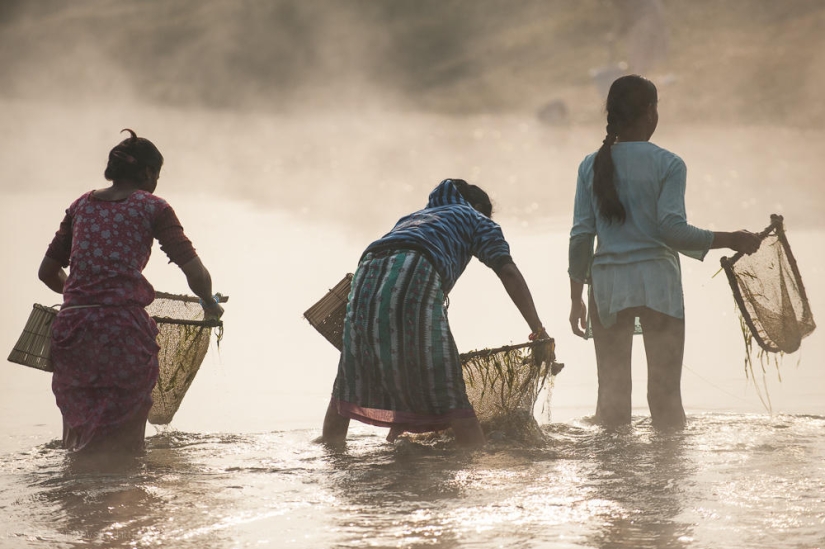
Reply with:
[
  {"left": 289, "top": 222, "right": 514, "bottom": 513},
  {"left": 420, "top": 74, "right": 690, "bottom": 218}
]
[{"left": 472, "top": 216, "right": 512, "bottom": 273}]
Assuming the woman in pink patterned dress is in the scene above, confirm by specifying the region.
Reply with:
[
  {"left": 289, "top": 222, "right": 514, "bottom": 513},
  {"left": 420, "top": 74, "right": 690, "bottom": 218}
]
[{"left": 38, "top": 129, "right": 224, "bottom": 454}]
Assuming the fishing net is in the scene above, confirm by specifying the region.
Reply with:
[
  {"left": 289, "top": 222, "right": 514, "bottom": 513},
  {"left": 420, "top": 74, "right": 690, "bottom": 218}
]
[
  {"left": 7, "top": 292, "right": 224, "bottom": 425},
  {"left": 145, "top": 292, "right": 224, "bottom": 425},
  {"left": 720, "top": 215, "right": 815, "bottom": 410},
  {"left": 461, "top": 340, "right": 564, "bottom": 442},
  {"left": 720, "top": 215, "right": 815, "bottom": 355},
  {"left": 305, "top": 276, "right": 565, "bottom": 443}
]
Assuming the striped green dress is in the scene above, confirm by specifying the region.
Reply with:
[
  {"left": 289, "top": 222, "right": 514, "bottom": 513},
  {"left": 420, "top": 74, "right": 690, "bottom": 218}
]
[{"left": 331, "top": 250, "right": 476, "bottom": 432}]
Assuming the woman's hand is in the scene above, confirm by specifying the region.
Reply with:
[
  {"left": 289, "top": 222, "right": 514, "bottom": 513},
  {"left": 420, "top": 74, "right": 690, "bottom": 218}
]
[
  {"left": 203, "top": 303, "right": 224, "bottom": 321},
  {"left": 569, "top": 298, "right": 587, "bottom": 338},
  {"left": 729, "top": 230, "right": 762, "bottom": 255},
  {"left": 712, "top": 230, "right": 762, "bottom": 255}
]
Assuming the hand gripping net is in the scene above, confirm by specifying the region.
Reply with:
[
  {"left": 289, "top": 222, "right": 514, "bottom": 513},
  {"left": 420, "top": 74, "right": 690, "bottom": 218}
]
[{"left": 720, "top": 215, "right": 816, "bottom": 356}]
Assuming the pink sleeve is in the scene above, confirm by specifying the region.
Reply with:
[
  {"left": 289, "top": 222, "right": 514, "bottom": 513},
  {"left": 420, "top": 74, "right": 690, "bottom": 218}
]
[
  {"left": 45, "top": 212, "right": 73, "bottom": 267},
  {"left": 153, "top": 206, "right": 198, "bottom": 266}
]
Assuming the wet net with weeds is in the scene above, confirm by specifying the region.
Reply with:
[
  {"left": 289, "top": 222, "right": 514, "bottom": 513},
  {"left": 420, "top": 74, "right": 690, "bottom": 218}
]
[
  {"left": 720, "top": 214, "right": 815, "bottom": 411},
  {"left": 461, "top": 340, "right": 564, "bottom": 444}
]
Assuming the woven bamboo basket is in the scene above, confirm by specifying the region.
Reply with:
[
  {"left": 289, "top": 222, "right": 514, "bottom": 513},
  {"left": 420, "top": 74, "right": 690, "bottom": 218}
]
[
  {"left": 303, "top": 273, "right": 353, "bottom": 351},
  {"left": 7, "top": 304, "right": 59, "bottom": 372}
]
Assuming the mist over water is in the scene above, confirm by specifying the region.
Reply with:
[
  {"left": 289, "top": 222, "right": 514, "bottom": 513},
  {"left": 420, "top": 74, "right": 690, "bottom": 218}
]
[
  {"left": 2, "top": 0, "right": 825, "bottom": 229},
  {"left": 1, "top": 2, "right": 824, "bottom": 548}
]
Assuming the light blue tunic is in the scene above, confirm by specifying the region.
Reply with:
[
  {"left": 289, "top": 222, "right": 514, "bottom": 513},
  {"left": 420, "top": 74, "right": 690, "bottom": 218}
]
[{"left": 568, "top": 141, "right": 714, "bottom": 328}]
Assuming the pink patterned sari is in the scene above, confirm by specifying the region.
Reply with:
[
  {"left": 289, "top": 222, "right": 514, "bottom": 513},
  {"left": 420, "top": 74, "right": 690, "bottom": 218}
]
[{"left": 50, "top": 190, "right": 169, "bottom": 452}]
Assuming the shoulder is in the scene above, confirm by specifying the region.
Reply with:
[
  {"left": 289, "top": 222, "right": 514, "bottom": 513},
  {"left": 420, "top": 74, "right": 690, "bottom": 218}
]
[
  {"left": 67, "top": 191, "right": 95, "bottom": 214},
  {"left": 471, "top": 210, "right": 506, "bottom": 242},
  {"left": 433, "top": 203, "right": 503, "bottom": 237},
  {"left": 579, "top": 151, "right": 599, "bottom": 171},
  {"left": 576, "top": 152, "right": 598, "bottom": 189},
  {"left": 74, "top": 190, "right": 95, "bottom": 205},
  {"left": 577, "top": 151, "right": 599, "bottom": 181},
  {"left": 455, "top": 203, "right": 499, "bottom": 229},
  {"left": 433, "top": 202, "right": 479, "bottom": 220},
  {"left": 131, "top": 190, "right": 171, "bottom": 212},
  {"left": 644, "top": 142, "right": 685, "bottom": 171}
]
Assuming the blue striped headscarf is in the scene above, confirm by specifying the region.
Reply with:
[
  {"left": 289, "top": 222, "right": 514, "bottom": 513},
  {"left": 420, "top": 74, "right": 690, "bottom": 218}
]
[{"left": 362, "top": 179, "right": 513, "bottom": 294}]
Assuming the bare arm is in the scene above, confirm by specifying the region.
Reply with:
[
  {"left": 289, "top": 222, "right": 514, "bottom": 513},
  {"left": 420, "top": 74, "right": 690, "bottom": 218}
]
[
  {"left": 180, "top": 257, "right": 224, "bottom": 320},
  {"left": 496, "top": 262, "right": 547, "bottom": 339},
  {"left": 38, "top": 256, "right": 67, "bottom": 295}
]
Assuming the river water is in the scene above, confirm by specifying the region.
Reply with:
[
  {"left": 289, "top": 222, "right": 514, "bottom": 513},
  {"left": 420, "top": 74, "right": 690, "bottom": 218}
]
[
  {"left": 1, "top": 104, "right": 824, "bottom": 548},
  {"left": 0, "top": 415, "right": 823, "bottom": 548}
]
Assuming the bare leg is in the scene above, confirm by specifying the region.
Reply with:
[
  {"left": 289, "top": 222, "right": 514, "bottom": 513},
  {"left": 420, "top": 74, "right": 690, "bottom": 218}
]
[
  {"left": 591, "top": 301, "right": 635, "bottom": 428},
  {"left": 450, "top": 416, "right": 486, "bottom": 448},
  {"left": 387, "top": 426, "right": 405, "bottom": 442},
  {"left": 319, "top": 398, "right": 350, "bottom": 443},
  {"left": 640, "top": 309, "right": 686, "bottom": 430}
]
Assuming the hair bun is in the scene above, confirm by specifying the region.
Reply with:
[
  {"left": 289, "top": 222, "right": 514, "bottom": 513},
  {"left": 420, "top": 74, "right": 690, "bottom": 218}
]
[{"left": 120, "top": 128, "right": 138, "bottom": 141}]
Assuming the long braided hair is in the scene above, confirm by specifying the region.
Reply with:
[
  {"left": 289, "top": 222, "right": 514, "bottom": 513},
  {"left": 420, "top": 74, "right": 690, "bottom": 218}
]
[
  {"left": 104, "top": 129, "right": 164, "bottom": 182},
  {"left": 593, "top": 75, "right": 658, "bottom": 224}
]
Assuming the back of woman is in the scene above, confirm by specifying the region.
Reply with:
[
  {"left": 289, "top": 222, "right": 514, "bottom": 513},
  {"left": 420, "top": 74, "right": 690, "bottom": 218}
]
[
  {"left": 577, "top": 141, "right": 691, "bottom": 266},
  {"left": 58, "top": 190, "right": 167, "bottom": 308},
  {"left": 40, "top": 129, "right": 224, "bottom": 455},
  {"left": 568, "top": 75, "right": 761, "bottom": 430},
  {"left": 49, "top": 191, "right": 168, "bottom": 452},
  {"left": 320, "top": 178, "right": 549, "bottom": 448}
]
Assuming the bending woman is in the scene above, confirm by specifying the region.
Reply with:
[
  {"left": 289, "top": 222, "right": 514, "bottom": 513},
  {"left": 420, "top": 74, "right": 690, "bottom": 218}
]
[
  {"left": 568, "top": 76, "right": 760, "bottom": 430},
  {"left": 38, "top": 129, "right": 224, "bottom": 454},
  {"left": 320, "top": 178, "right": 548, "bottom": 448}
]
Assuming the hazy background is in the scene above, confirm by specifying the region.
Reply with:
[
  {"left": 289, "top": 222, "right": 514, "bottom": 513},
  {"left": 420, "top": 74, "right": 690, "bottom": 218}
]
[{"left": 1, "top": 0, "right": 823, "bottom": 447}]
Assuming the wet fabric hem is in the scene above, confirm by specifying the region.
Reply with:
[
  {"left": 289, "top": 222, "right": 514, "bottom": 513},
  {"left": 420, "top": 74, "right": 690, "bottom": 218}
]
[{"left": 333, "top": 398, "right": 476, "bottom": 432}]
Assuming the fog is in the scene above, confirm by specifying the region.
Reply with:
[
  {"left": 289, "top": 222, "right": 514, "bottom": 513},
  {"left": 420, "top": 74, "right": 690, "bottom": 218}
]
[
  {"left": 2, "top": 0, "right": 824, "bottom": 228},
  {"left": 1, "top": 0, "right": 823, "bottom": 437}
]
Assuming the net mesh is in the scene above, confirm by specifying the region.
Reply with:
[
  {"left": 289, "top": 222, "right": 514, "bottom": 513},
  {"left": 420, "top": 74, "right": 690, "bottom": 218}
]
[
  {"left": 721, "top": 215, "right": 816, "bottom": 355},
  {"left": 145, "top": 292, "right": 223, "bottom": 425},
  {"left": 461, "top": 340, "right": 563, "bottom": 442}
]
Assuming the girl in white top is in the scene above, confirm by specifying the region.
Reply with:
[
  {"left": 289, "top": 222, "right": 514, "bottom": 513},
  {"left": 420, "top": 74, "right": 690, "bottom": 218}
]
[{"left": 568, "top": 75, "right": 761, "bottom": 429}]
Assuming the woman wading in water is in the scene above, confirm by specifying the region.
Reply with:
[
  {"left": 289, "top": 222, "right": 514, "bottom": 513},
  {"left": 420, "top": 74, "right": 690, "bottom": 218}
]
[
  {"left": 39, "top": 129, "right": 224, "bottom": 454},
  {"left": 320, "top": 178, "right": 549, "bottom": 447},
  {"left": 568, "top": 76, "right": 760, "bottom": 429}
]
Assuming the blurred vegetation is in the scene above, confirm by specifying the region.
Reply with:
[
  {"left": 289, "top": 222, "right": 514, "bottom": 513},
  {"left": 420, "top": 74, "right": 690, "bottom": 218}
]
[{"left": 0, "top": 0, "right": 823, "bottom": 126}]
